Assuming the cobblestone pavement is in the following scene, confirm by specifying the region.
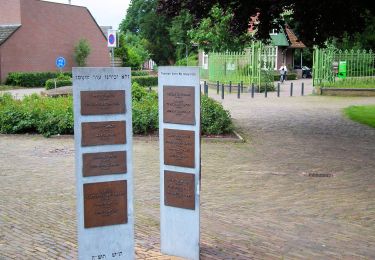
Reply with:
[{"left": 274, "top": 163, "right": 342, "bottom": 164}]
[{"left": 1, "top": 84, "right": 375, "bottom": 259}]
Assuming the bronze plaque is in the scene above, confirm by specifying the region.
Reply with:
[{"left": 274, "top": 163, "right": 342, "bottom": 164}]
[
  {"left": 83, "top": 151, "right": 127, "bottom": 177},
  {"left": 164, "top": 171, "right": 195, "bottom": 210},
  {"left": 164, "top": 129, "right": 195, "bottom": 168},
  {"left": 81, "top": 90, "right": 125, "bottom": 115},
  {"left": 83, "top": 180, "right": 127, "bottom": 228},
  {"left": 81, "top": 121, "right": 126, "bottom": 146},
  {"left": 163, "top": 86, "right": 195, "bottom": 125}
]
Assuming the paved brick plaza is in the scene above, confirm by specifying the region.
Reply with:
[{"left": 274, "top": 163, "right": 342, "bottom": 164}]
[{"left": 1, "top": 82, "right": 375, "bottom": 259}]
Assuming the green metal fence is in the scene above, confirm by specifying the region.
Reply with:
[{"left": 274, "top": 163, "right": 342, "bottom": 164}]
[
  {"left": 200, "top": 42, "right": 277, "bottom": 86},
  {"left": 313, "top": 48, "right": 375, "bottom": 86}
]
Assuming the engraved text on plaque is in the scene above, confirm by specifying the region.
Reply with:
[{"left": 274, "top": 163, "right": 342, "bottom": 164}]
[
  {"left": 163, "top": 86, "right": 195, "bottom": 125},
  {"left": 164, "top": 129, "right": 195, "bottom": 168},
  {"left": 83, "top": 151, "right": 127, "bottom": 177},
  {"left": 164, "top": 171, "right": 195, "bottom": 210},
  {"left": 83, "top": 180, "right": 127, "bottom": 228},
  {"left": 81, "top": 90, "right": 125, "bottom": 115},
  {"left": 81, "top": 121, "right": 126, "bottom": 146}
]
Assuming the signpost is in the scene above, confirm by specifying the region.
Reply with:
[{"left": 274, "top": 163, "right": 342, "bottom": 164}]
[
  {"left": 73, "top": 67, "right": 134, "bottom": 260},
  {"left": 108, "top": 29, "right": 117, "bottom": 67},
  {"left": 158, "top": 67, "right": 201, "bottom": 260},
  {"left": 56, "top": 56, "right": 66, "bottom": 72}
]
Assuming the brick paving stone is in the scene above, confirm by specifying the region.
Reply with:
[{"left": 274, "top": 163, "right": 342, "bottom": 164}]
[{"left": 1, "top": 85, "right": 375, "bottom": 259}]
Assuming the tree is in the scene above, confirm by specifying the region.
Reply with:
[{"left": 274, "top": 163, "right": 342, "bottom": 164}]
[
  {"left": 115, "top": 32, "right": 150, "bottom": 69},
  {"left": 74, "top": 39, "right": 91, "bottom": 67},
  {"left": 119, "top": 0, "right": 175, "bottom": 65},
  {"left": 188, "top": 5, "right": 251, "bottom": 53},
  {"left": 157, "top": 0, "right": 374, "bottom": 47}
]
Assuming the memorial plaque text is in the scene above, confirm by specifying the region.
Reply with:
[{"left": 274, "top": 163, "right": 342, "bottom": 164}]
[
  {"left": 164, "top": 171, "right": 195, "bottom": 210},
  {"left": 83, "top": 180, "right": 127, "bottom": 228},
  {"left": 81, "top": 90, "right": 125, "bottom": 115},
  {"left": 164, "top": 129, "right": 195, "bottom": 168},
  {"left": 83, "top": 151, "right": 127, "bottom": 177},
  {"left": 163, "top": 86, "right": 195, "bottom": 125},
  {"left": 81, "top": 121, "right": 126, "bottom": 146}
]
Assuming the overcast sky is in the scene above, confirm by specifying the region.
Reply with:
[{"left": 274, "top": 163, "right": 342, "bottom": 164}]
[{"left": 43, "top": 0, "right": 130, "bottom": 29}]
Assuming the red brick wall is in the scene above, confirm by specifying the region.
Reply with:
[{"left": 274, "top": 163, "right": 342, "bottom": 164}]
[
  {"left": 0, "top": 0, "right": 21, "bottom": 25},
  {"left": 0, "top": 0, "right": 110, "bottom": 83}
]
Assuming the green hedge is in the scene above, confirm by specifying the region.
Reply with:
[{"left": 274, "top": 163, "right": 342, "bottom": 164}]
[
  {"left": 132, "top": 76, "right": 158, "bottom": 87},
  {"left": 6, "top": 72, "right": 72, "bottom": 88},
  {"left": 45, "top": 74, "right": 72, "bottom": 90},
  {"left": 273, "top": 72, "right": 297, "bottom": 81},
  {"left": 131, "top": 71, "right": 149, "bottom": 76},
  {"left": 0, "top": 83, "right": 233, "bottom": 137}
]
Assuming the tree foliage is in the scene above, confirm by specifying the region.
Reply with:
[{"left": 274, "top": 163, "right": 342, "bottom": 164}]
[
  {"left": 157, "top": 0, "right": 374, "bottom": 48},
  {"left": 115, "top": 32, "right": 150, "bottom": 69},
  {"left": 74, "top": 39, "right": 91, "bottom": 67}
]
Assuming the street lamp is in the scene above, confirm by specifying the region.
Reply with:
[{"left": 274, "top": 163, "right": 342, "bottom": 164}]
[{"left": 176, "top": 42, "right": 188, "bottom": 66}]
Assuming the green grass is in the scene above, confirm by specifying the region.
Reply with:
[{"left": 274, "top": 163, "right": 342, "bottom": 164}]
[
  {"left": 322, "top": 78, "right": 375, "bottom": 88},
  {"left": 344, "top": 105, "right": 375, "bottom": 128}
]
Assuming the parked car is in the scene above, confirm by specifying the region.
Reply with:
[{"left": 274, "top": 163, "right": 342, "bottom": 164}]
[{"left": 294, "top": 65, "right": 312, "bottom": 78}]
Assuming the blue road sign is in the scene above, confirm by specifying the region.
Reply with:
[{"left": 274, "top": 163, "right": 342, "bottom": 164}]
[
  {"left": 109, "top": 34, "right": 115, "bottom": 45},
  {"left": 56, "top": 56, "right": 66, "bottom": 69}
]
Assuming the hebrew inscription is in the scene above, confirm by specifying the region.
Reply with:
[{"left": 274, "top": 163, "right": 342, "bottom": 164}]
[
  {"left": 83, "top": 180, "right": 127, "bottom": 228},
  {"left": 81, "top": 121, "right": 126, "bottom": 146},
  {"left": 83, "top": 151, "right": 127, "bottom": 177},
  {"left": 163, "top": 86, "right": 195, "bottom": 125},
  {"left": 164, "top": 129, "right": 195, "bottom": 168},
  {"left": 81, "top": 90, "right": 125, "bottom": 115},
  {"left": 164, "top": 171, "right": 195, "bottom": 210}
]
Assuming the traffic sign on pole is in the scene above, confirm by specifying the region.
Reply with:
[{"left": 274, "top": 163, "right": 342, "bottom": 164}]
[
  {"left": 107, "top": 29, "right": 117, "bottom": 48},
  {"left": 56, "top": 56, "right": 66, "bottom": 69}
]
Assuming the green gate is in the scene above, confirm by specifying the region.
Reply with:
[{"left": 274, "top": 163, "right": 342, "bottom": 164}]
[
  {"left": 313, "top": 47, "right": 375, "bottom": 86},
  {"left": 200, "top": 41, "right": 276, "bottom": 86}
]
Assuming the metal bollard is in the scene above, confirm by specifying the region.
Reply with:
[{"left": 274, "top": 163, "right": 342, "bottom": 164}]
[
  {"left": 237, "top": 83, "right": 240, "bottom": 99},
  {"left": 204, "top": 83, "right": 208, "bottom": 96},
  {"left": 217, "top": 81, "right": 219, "bottom": 94},
  {"left": 301, "top": 82, "right": 304, "bottom": 96},
  {"left": 229, "top": 81, "right": 232, "bottom": 93},
  {"left": 221, "top": 83, "right": 224, "bottom": 99},
  {"left": 265, "top": 85, "right": 267, "bottom": 98},
  {"left": 241, "top": 81, "right": 244, "bottom": 93},
  {"left": 251, "top": 83, "right": 255, "bottom": 98},
  {"left": 149, "top": 86, "right": 152, "bottom": 93},
  {"left": 290, "top": 82, "right": 293, "bottom": 97},
  {"left": 277, "top": 82, "right": 280, "bottom": 97}
]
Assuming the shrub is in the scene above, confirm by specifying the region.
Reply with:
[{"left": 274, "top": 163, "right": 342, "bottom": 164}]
[
  {"left": 45, "top": 74, "right": 72, "bottom": 90},
  {"left": 201, "top": 95, "right": 233, "bottom": 135},
  {"left": 259, "top": 83, "right": 276, "bottom": 93},
  {"left": 273, "top": 72, "right": 297, "bottom": 81},
  {"left": 74, "top": 39, "right": 91, "bottom": 67},
  {"left": 6, "top": 72, "right": 72, "bottom": 88},
  {"left": 132, "top": 76, "right": 158, "bottom": 87}
]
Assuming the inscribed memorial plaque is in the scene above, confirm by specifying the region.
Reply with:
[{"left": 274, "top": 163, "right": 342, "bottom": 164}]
[
  {"left": 164, "top": 129, "right": 195, "bottom": 168},
  {"left": 83, "top": 151, "right": 127, "bottom": 177},
  {"left": 81, "top": 121, "right": 126, "bottom": 146},
  {"left": 164, "top": 171, "right": 195, "bottom": 210},
  {"left": 163, "top": 86, "right": 195, "bottom": 125},
  {"left": 83, "top": 180, "right": 127, "bottom": 228},
  {"left": 80, "top": 90, "right": 125, "bottom": 115}
]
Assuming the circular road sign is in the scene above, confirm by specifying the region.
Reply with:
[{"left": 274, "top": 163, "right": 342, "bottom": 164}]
[
  {"left": 56, "top": 56, "right": 66, "bottom": 69},
  {"left": 109, "top": 34, "right": 115, "bottom": 45}
]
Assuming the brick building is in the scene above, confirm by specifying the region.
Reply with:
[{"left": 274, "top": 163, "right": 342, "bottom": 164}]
[{"left": 0, "top": 0, "right": 110, "bottom": 83}]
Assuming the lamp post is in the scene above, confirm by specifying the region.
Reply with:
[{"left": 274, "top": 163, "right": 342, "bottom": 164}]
[{"left": 177, "top": 42, "right": 188, "bottom": 66}]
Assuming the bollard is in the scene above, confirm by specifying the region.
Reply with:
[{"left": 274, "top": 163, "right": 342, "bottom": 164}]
[
  {"left": 265, "top": 85, "right": 268, "bottom": 98},
  {"left": 149, "top": 86, "right": 152, "bottom": 93},
  {"left": 290, "top": 82, "right": 293, "bottom": 97},
  {"left": 221, "top": 83, "right": 224, "bottom": 99},
  {"left": 204, "top": 83, "right": 208, "bottom": 96},
  {"left": 251, "top": 83, "right": 255, "bottom": 98},
  {"left": 241, "top": 81, "right": 244, "bottom": 93},
  {"left": 229, "top": 81, "right": 232, "bottom": 93},
  {"left": 277, "top": 82, "right": 280, "bottom": 97},
  {"left": 217, "top": 81, "right": 219, "bottom": 94},
  {"left": 237, "top": 83, "right": 240, "bottom": 99},
  {"left": 301, "top": 82, "right": 304, "bottom": 96}
]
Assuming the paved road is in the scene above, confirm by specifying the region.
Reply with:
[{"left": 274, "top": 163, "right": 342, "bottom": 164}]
[{"left": 1, "top": 82, "right": 375, "bottom": 259}]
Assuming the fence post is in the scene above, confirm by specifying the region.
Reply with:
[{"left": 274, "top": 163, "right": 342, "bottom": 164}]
[
  {"left": 229, "top": 81, "right": 232, "bottom": 93},
  {"left": 221, "top": 83, "right": 224, "bottom": 99},
  {"left": 290, "top": 82, "right": 293, "bottom": 97},
  {"left": 301, "top": 82, "right": 304, "bottom": 96},
  {"left": 251, "top": 83, "right": 255, "bottom": 98},
  {"left": 277, "top": 82, "right": 280, "bottom": 97},
  {"left": 217, "top": 81, "right": 219, "bottom": 94},
  {"left": 237, "top": 83, "right": 240, "bottom": 99}
]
